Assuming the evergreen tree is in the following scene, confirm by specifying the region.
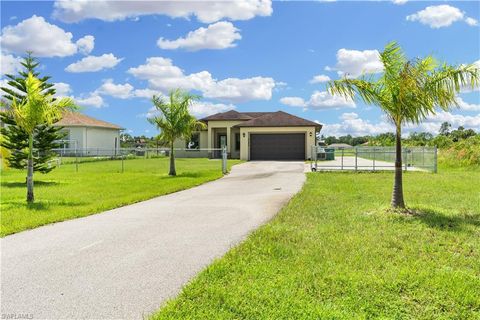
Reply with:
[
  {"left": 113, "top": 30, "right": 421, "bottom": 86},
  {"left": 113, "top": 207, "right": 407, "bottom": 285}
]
[{"left": 0, "top": 52, "right": 65, "bottom": 173}]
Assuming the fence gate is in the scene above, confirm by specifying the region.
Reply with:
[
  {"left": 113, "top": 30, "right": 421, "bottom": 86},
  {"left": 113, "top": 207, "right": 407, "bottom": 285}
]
[{"left": 310, "top": 146, "right": 437, "bottom": 173}]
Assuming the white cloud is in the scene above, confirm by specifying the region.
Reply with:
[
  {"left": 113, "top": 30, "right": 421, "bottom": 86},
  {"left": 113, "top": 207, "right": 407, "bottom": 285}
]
[
  {"left": 308, "top": 90, "right": 356, "bottom": 109},
  {"left": 1, "top": 53, "right": 22, "bottom": 75},
  {"left": 457, "top": 97, "right": 480, "bottom": 111},
  {"left": 419, "top": 111, "right": 480, "bottom": 132},
  {"left": 321, "top": 110, "right": 480, "bottom": 137},
  {"left": 76, "top": 35, "right": 95, "bottom": 55},
  {"left": 96, "top": 79, "right": 134, "bottom": 99},
  {"left": 279, "top": 97, "right": 306, "bottom": 107},
  {"left": 280, "top": 90, "right": 355, "bottom": 110},
  {"left": 74, "top": 93, "right": 105, "bottom": 108},
  {"left": 327, "top": 48, "right": 383, "bottom": 78},
  {"left": 309, "top": 74, "right": 331, "bottom": 84},
  {"left": 189, "top": 101, "right": 235, "bottom": 118},
  {"left": 321, "top": 112, "right": 394, "bottom": 136},
  {"left": 392, "top": 0, "right": 408, "bottom": 5},
  {"left": 406, "top": 5, "right": 477, "bottom": 28},
  {"left": 53, "top": 0, "right": 272, "bottom": 23},
  {"left": 0, "top": 15, "right": 94, "bottom": 57},
  {"left": 158, "top": 21, "right": 241, "bottom": 51},
  {"left": 132, "top": 88, "right": 159, "bottom": 99},
  {"left": 465, "top": 17, "right": 478, "bottom": 27},
  {"left": 53, "top": 82, "right": 72, "bottom": 97},
  {"left": 128, "top": 57, "right": 275, "bottom": 103},
  {"left": 65, "top": 54, "right": 123, "bottom": 73}
]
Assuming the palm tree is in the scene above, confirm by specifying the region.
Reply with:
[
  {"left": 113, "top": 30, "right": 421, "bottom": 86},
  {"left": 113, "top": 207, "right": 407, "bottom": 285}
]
[
  {"left": 329, "top": 42, "right": 479, "bottom": 210},
  {"left": 6, "top": 73, "right": 76, "bottom": 202},
  {"left": 148, "top": 89, "right": 206, "bottom": 176}
]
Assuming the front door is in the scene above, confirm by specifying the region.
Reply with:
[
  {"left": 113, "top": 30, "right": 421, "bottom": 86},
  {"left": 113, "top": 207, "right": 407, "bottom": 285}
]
[
  {"left": 216, "top": 134, "right": 227, "bottom": 158},
  {"left": 218, "top": 134, "right": 227, "bottom": 148}
]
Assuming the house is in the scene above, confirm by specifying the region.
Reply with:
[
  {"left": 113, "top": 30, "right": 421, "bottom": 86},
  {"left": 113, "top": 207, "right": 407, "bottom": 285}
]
[
  {"left": 53, "top": 112, "right": 123, "bottom": 155},
  {"left": 174, "top": 110, "right": 321, "bottom": 160}
]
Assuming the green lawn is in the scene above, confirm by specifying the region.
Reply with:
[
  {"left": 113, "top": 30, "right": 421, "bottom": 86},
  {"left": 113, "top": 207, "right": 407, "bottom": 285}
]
[
  {"left": 1, "top": 158, "right": 241, "bottom": 237},
  {"left": 153, "top": 166, "right": 480, "bottom": 319}
]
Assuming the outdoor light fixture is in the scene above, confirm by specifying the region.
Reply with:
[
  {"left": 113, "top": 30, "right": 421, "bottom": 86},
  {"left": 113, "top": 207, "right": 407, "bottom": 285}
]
[
  {"left": 242, "top": 133, "right": 246, "bottom": 138},
  {"left": 309, "top": 132, "right": 313, "bottom": 137}
]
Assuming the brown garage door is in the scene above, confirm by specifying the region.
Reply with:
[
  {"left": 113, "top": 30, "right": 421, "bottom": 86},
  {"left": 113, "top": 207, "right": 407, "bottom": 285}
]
[{"left": 250, "top": 133, "right": 305, "bottom": 160}]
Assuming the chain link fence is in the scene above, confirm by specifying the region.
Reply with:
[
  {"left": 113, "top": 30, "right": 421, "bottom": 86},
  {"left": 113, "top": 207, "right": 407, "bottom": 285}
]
[
  {"left": 310, "top": 146, "right": 437, "bottom": 172},
  {"left": 2, "top": 147, "right": 229, "bottom": 173}
]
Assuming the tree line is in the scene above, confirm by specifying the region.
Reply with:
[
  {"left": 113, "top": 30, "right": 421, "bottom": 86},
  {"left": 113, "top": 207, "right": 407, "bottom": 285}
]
[{"left": 321, "top": 123, "right": 478, "bottom": 148}]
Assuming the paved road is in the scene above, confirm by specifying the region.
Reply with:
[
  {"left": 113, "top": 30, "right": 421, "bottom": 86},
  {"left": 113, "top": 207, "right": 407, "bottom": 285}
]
[{"left": 1, "top": 161, "right": 305, "bottom": 319}]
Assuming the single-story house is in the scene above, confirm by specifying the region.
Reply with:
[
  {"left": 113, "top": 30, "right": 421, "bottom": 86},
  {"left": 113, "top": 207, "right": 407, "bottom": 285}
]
[
  {"left": 54, "top": 112, "right": 123, "bottom": 155},
  {"left": 174, "top": 110, "right": 322, "bottom": 161}
]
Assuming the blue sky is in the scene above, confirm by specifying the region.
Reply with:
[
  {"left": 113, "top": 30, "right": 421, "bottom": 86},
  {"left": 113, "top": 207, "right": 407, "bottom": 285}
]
[{"left": 1, "top": 0, "right": 479, "bottom": 137}]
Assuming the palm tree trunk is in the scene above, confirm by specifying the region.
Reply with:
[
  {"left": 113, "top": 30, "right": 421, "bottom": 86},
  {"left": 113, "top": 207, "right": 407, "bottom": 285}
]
[
  {"left": 26, "top": 134, "right": 34, "bottom": 203},
  {"left": 391, "top": 125, "right": 405, "bottom": 209},
  {"left": 169, "top": 141, "right": 176, "bottom": 176}
]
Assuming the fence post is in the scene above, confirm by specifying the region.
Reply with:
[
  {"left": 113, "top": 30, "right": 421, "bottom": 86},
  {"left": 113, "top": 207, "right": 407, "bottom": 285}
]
[
  {"left": 121, "top": 154, "right": 124, "bottom": 173},
  {"left": 433, "top": 146, "right": 437, "bottom": 173},
  {"left": 75, "top": 149, "right": 78, "bottom": 172},
  {"left": 355, "top": 147, "right": 358, "bottom": 171},
  {"left": 373, "top": 148, "right": 376, "bottom": 171},
  {"left": 341, "top": 149, "right": 344, "bottom": 170},
  {"left": 222, "top": 146, "right": 227, "bottom": 174},
  {"left": 404, "top": 148, "right": 407, "bottom": 172}
]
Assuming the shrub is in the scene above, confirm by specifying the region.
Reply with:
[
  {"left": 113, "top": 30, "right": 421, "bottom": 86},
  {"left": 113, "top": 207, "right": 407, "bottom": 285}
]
[{"left": 439, "top": 135, "right": 480, "bottom": 167}]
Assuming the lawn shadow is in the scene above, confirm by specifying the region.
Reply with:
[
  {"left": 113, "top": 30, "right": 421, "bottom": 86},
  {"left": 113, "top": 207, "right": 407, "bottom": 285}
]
[
  {"left": 3, "top": 199, "right": 87, "bottom": 211},
  {"left": 409, "top": 208, "right": 480, "bottom": 232},
  {"left": 1, "top": 180, "right": 60, "bottom": 188}
]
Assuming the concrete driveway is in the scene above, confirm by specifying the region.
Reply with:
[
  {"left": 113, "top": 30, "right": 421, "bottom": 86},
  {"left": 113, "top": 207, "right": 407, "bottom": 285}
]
[{"left": 1, "top": 161, "right": 305, "bottom": 319}]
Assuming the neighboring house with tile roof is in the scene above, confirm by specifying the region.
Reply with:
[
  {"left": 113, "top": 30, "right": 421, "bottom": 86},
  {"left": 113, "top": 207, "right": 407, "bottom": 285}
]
[
  {"left": 174, "top": 110, "right": 322, "bottom": 160},
  {"left": 53, "top": 112, "right": 123, "bottom": 155}
]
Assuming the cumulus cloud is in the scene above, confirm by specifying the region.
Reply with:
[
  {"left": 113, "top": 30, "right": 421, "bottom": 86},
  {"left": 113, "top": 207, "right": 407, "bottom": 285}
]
[
  {"left": 281, "top": 90, "right": 355, "bottom": 110},
  {"left": 406, "top": 5, "right": 477, "bottom": 28},
  {"left": 189, "top": 101, "right": 235, "bottom": 118},
  {"left": 392, "top": 0, "right": 408, "bottom": 4},
  {"left": 321, "top": 110, "right": 480, "bottom": 137},
  {"left": 279, "top": 97, "right": 306, "bottom": 107},
  {"left": 96, "top": 79, "right": 134, "bottom": 99},
  {"left": 75, "top": 93, "right": 105, "bottom": 108},
  {"left": 1, "top": 53, "right": 22, "bottom": 75},
  {"left": 128, "top": 57, "right": 275, "bottom": 103},
  {"left": 53, "top": 0, "right": 272, "bottom": 23},
  {"left": 309, "top": 74, "right": 331, "bottom": 84},
  {"left": 326, "top": 48, "right": 383, "bottom": 78},
  {"left": 0, "top": 15, "right": 94, "bottom": 57},
  {"left": 457, "top": 97, "right": 480, "bottom": 111},
  {"left": 65, "top": 54, "right": 123, "bottom": 73},
  {"left": 321, "top": 112, "right": 394, "bottom": 136},
  {"left": 53, "top": 82, "right": 72, "bottom": 97},
  {"left": 158, "top": 21, "right": 241, "bottom": 51},
  {"left": 76, "top": 35, "right": 95, "bottom": 55}
]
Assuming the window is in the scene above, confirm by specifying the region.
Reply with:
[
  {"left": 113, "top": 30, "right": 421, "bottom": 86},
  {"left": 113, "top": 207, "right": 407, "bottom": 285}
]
[
  {"left": 186, "top": 132, "right": 200, "bottom": 150},
  {"left": 235, "top": 133, "right": 241, "bottom": 151}
]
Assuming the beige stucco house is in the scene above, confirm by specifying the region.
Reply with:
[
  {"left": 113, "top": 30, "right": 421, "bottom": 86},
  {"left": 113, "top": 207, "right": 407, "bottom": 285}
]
[
  {"left": 174, "top": 110, "right": 322, "bottom": 161},
  {"left": 54, "top": 112, "right": 123, "bottom": 155}
]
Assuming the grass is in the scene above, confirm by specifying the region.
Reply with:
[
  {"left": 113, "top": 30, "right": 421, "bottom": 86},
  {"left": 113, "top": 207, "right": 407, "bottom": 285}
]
[
  {"left": 0, "top": 158, "right": 241, "bottom": 237},
  {"left": 152, "top": 165, "right": 480, "bottom": 319}
]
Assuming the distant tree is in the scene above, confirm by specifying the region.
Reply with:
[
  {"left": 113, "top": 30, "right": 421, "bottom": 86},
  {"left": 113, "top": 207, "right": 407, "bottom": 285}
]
[
  {"left": 5, "top": 73, "right": 76, "bottom": 202},
  {"left": 0, "top": 52, "right": 65, "bottom": 173},
  {"left": 439, "top": 121, "right": 451, "bottom": 136},
  {"left": 329, "top": 41, "right": 479, "bottom": 209},
  {"left": 148, "top": 89, "right": 205, "bottom": 176},
  {"left": 450, "top": 126, "right": 476, "bottom": 142}
]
